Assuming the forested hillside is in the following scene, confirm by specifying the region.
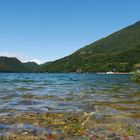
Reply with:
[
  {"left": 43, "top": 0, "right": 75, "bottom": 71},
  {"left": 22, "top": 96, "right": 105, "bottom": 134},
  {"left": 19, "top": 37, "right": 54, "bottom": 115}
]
[{"left": 40, "top": 21, "right": 140, "bottom": 72}]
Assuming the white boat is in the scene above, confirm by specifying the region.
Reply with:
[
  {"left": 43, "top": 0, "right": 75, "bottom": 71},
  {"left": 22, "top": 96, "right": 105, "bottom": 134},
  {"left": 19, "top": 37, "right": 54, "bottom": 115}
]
[{"left": 106, "top": 71, "right": 114, "bottom": 74}]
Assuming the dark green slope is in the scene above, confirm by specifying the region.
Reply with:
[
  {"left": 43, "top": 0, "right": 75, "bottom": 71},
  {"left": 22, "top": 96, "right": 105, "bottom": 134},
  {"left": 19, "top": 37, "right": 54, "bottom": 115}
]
[
  {"left": 41, "top": 21, "right": 140, "bottom": 72},
  {"left": 0, "top": 57, "right": 26, "bottom": 72},
  {"left": 23, "top": 62, "right": 39, "bottom": 72},
  {"left": 0, "top": 57, "right": 39, "bottom": 72}
]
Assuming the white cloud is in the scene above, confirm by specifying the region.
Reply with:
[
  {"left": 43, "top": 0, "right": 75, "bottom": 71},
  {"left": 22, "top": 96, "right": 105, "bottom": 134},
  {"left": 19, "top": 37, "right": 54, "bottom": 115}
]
[
  {"left": 0, "top": 52, "right": 43, "bottom": 64},
  {"left": 24, "top": 59, "right": 42, "bottom": 65},
  {"left": 0, "top": 52, "right": 21, "bottom": 59}
]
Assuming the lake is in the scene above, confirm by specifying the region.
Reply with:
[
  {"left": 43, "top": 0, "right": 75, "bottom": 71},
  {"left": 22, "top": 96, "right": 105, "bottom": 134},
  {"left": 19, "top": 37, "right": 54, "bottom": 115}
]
[{"left": 0, "top": 73, "right": 140, "bottom": 139}]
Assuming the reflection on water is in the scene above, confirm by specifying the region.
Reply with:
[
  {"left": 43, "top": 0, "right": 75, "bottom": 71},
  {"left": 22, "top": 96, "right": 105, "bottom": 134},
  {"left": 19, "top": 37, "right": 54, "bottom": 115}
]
[{"left": 0, "top": 73, "right": 140, "bottom": 139}]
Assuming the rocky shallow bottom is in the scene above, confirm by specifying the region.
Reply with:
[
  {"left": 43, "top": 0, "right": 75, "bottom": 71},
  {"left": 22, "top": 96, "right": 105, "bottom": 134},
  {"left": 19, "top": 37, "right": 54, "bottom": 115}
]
[{"left": 0, "top": 111, "right": 140, "bottom": 140}]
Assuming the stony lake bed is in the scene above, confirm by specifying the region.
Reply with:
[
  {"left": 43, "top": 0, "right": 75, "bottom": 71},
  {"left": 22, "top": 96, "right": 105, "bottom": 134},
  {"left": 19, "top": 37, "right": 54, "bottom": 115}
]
[{"left": 0, "top": 73, "right": 140, "bottom": 139}]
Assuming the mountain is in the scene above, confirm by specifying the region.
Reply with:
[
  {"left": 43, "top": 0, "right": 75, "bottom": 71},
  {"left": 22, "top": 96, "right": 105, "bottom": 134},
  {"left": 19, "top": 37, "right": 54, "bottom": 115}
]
[
  {"left": 40, "top": 21, "right": 140, "bottom": 72},
  {"left": 1, "top": 21, "right": 140, "bottom": 73},
  {"left": 0, "top": 57, "right": 39, "bottom": 72},
  {"left": 0, "top": 57, "right": 26, "bottom": 72},
  {"left": 23, "top": 62, "right": 39, "bottom": 72}
]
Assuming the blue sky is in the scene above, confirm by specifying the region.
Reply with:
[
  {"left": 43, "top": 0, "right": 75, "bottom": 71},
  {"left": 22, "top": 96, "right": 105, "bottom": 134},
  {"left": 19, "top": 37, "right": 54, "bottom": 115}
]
[{"left": 0, "top": 0, "right": 140, "bottom": 64}]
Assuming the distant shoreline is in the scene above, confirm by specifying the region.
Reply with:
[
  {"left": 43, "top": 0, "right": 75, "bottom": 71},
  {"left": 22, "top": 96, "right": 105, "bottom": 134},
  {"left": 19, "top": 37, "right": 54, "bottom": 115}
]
[
  {"left": 0, "top": 71, "right": 132, "bottom": 74},
  {"left": 97, "top": 72, "right": 131, "bottom": 75}
]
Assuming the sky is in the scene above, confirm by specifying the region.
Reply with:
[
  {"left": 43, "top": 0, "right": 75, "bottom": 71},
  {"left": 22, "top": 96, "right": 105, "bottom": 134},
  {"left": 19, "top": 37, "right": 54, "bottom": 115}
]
[{"left": 0, "top": 0, "right": 140, "bottom": 64}]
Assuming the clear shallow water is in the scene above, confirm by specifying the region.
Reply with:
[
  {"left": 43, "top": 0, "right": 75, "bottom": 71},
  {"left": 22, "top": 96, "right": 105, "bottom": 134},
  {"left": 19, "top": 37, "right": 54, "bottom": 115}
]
[
  {"left": 0, "top": 73, "right": 140, "bottom": 138},
  {"left": 0, "top": 73, "right": 140, "bottom": 115}
]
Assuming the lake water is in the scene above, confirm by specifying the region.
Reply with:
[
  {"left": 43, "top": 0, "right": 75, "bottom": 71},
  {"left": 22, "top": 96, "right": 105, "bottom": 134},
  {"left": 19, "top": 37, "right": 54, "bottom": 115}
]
[{"left": 0, "top": 73, "right": 140, "bottom": 139}]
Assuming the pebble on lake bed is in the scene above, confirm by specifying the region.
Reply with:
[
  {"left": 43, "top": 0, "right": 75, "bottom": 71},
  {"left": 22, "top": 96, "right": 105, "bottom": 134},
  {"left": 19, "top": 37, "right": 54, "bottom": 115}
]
[{"left": 0, "top": 112, "right": 140, "bottom": 139}]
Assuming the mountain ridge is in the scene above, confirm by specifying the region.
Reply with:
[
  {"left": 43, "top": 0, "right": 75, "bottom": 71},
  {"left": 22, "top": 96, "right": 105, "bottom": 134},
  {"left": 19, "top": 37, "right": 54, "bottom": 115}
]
[
  {"left": 0, "top": 57, "right": 39, "bottom": 72},
  {"left": 39, "top": 21, "right": 140, "bottom": 72}
]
